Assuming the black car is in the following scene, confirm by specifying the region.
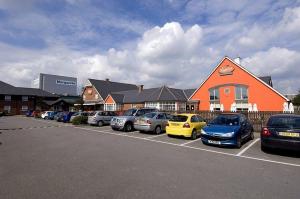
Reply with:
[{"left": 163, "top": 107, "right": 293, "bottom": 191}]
[{"left": 261, "top": 114, "right": 300, "bottom": 152}]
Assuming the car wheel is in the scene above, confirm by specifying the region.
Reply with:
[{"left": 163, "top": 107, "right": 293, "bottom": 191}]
[
  {"left": 191, "top": 129, "right": 197, "bottom": 140},
  {"left": 98, "top": 121, "right": 103, "bottom": 127},
  {"left": 44, "top": 116, "right": 48, "bottom": 120},
  {"left": 236, "top": 135, "right": 242, "bottom": 149},
  {"left": 155, "top": 126, "right": 161, "bottom": 135},
  {"left": 124, "top": 123, "right": 133, "bottom": 132}
]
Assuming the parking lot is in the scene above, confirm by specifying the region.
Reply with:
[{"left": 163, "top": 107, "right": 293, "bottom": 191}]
[{"left": 1, "top": 116, "right": 300, "bottom": 199}]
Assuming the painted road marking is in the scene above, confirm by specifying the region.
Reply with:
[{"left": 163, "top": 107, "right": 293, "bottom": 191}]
[
  {"left": 146, "top": 133, "right": 166, "bottom": 139},
  {"left": 180, "top": 138, "right": 201, "bottom": 146},
  {"left": 18, "top": 119, "right": 300, "bottom": 168},
  {"left": 236, "top": 138, "right": 260, "bottom": 156},
  {"left": 74, "top": 126, "right": 300, "bottom": 168}
]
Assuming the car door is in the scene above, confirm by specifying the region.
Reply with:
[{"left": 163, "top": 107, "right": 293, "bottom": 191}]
[
  {"left": 239, "top": 115, "right": 249, "bottom": 139},
  {"left": 197, "top": 115, "right": 207, "bottom": 129},
  {"left": 156, "top": 113, "right": 167, "bottom": 130},
  {"left": 190, "top": 115, "right": 201, "bottom": 133}
]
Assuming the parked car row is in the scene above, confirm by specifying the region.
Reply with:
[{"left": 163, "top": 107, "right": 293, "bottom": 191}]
[{"left": 31, "top": 108, "right": 300, "bottom": 152}]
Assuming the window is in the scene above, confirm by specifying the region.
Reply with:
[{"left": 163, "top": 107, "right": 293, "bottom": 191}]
[
  {"left": 159, "top": 102, "right": 176, "bottom": 111},
  {"left": 197, "top": 115, "right": 205, "bottom": 122},
  {"left": 209, "top": 88, "right": 219, "bottom": 101},
  {"left": 4, "top": 106, "right": 11, "bottom": 113},
  {"left": 235, "top": 86, "right": 248, "bottom": 100},
  {"left": 22, "top": 96, "right": 28, "bottom": 102},
  {"left": 105, "top": 104, "right": 115, "bottom": 111},
  {"left": 21, "top": 106, "right": 28, "bottom": 111},
  {"left": 191, "top": 115, "right": 199, "bottom": 123},
  {"left": 145, "top": 102, "right": 158, "bottom": 109},
  {"left": 157, "top": 114, "right": 166, "bottom": 120},
  {"left": 135, "top": 109, "right": 145, "bottom": 116},
  {"left": 5, "top": 95, "right": 11, "bottom": 101}
]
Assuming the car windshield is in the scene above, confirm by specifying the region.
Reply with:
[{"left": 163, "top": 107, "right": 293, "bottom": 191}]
[
  {"left": 142, "top": 112, "right": 157, "bottom": 119},
  {"left": 123, "top": 109, "right": 137, "bottom": 116},
  {"left": 268, "top": 116, "right": 300, "bottom": 129},
  {"left": 210, "top": 115, "right": 239, "bottom": 126},
  {"left": 170, "top": 115, "right": 188, "bottom": 122}
]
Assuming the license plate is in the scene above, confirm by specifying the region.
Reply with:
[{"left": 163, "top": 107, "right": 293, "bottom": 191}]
[
  {"left": 208, "top": 140, "right": 221, "bottom": 145},
  {"left": 171, "top": 123, "right": 180, "bottom": 126},
  {"left": 279, "top": 132, "right": 300, "bottom": 137}
]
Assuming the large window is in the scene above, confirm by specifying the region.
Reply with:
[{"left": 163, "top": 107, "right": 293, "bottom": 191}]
[
  {"left": 209, "top": 88, "right": 219, "bottom": 101},
  {"left": 235, "top": 86, "right": 248, "bottom": 100},
  {"left": 21, "top": 106, "right": 28, "bottom": 111},
  {"left": 145, "top": 102, "right": 159, "bottom": 109},
  {"left": 5, "top": 95, "right": 11, "bottom": 101},
  {"left": 4, "top": 106, "right": 11, "bottom": 113},
  {"left": 22, "top": 96, "right": 28, "bottom": 102},
  {"left": 160, "top": 102, "right": 176, "bottom": 111}
]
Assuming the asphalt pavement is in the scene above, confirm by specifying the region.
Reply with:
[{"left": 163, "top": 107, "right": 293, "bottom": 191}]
[{"left": 0, "top": 116, "right": 299, "bottom": 199}]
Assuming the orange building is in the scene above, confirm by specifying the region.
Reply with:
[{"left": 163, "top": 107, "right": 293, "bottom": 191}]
[{"left": 189, "top": 56, "right": 290, "bottom": 112}]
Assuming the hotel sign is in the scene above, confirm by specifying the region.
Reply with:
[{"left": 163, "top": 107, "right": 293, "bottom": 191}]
[
  {"left": 219, "top": 65, "right": 235, "bottom": 76},
  {"left": 56, "top": 80, "right": 76, "bottom": 86}
]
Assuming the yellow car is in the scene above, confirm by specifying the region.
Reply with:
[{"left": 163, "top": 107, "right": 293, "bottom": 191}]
[{"left": 166, "top": 114, "right": 206, "bottom": 139}]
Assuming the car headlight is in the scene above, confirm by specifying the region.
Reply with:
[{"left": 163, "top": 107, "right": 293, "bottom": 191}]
[
  {"left": 222, "top": 132, "right": 235, "bottom": 137},
  {"left": 201, "top": 129, "right": 208, "bottom": 135}
]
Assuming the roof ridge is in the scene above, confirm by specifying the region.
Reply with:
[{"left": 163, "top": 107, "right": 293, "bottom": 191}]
[
  {"left": 189, "top": 56, "right": 289, "bottom": 101},
  {"left": 88, "top": 78, "right": 138, "bottom": 87},
  {"left": 165, "top": 86, "right": 178, "bottom": 100},
  {"left": 157, "top": 86, "right": 165, "bottom": 101}
]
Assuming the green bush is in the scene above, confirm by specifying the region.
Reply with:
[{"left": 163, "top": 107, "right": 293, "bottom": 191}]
[{"left": 72, "top": 116, "right": 88, "bottom": 125}]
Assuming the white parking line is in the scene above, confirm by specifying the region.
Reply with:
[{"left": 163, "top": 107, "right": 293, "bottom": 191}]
[
  {"left": 146, "top": 133, "right": 166, "bottom": 139},
  {"left": 236, "top": 138, "right": 260, "bottom": 156},
  {"left": 180, "top": 138, "right": 201, "bottom": 146},
  {"left": 73, "top": 126, "right": 300, "bottom": 168}
]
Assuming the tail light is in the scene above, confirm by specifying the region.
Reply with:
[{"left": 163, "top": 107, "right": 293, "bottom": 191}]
[
  {"left": 262, "top": 127, "right": 271, "bottom": 137},
  {"left": 183, "top": 123, "right": 190, "bottom": 128},
  {"left": 166, "top": 122, "right": 169, "bottom": 126}
]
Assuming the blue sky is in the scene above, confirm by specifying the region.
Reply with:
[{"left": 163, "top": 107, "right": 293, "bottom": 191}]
[{"left": 0, "top": 0, "right": 300, "bottom": 94}]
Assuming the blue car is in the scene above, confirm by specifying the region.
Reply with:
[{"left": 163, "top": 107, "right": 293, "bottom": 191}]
[
  {"left": 62, "top": 112, "right": 76, "bottom": 123},
  {"left": 201, "top": 113, "right": 254, "bottom": 148}
]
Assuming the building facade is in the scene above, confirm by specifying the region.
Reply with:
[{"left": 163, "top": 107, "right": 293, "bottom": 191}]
[
  {"left": 82, "top": 79, "right": 138, "bottom": 111},
  {"left": 189, "top": 57, "right": 290, "bottom": 112},
  {"left": 32, "top": 73, "right": 77, "bottom": 96},
  {"left": 0, "top": 81, "right": 58, "bottom": 115},
  {"left": 104, "top": 86, "right": 196, "bottom": 112}
]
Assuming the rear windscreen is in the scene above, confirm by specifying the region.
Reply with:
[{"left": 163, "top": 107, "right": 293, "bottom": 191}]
[
  {"left": 268, "top": 116, "right": 300, "bottom": 128},
  {"left": 170, "top": 115, "right": 188, "bottom": 122},
  {"left": 142, "top": 112, "right": 157, "bottom": 119}
]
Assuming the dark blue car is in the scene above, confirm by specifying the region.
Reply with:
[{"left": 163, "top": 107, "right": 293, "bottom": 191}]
[
  {"left": 201, "top": 113, "right": 254, "bottom": 148},
  {"left": 62, "top": 112, "right": 76, "bottom": 123}
]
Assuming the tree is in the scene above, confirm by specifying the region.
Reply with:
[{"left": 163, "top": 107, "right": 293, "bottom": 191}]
[{"left": 292, "top": 90, "right": 300, "bottom": 106}]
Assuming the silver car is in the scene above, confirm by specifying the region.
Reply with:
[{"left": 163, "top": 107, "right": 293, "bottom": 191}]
[
  {"left": 70, "top": 112, "right": 89, "bottom": 122},
  {"left": 134, "top": 112, "right": 172, "bottom": 134},
  {"left": 110, "top": 108, "right": 158, "bottom": 132},
  {"left": 88, "top": 111, "right": 117, "bottom": 126}
]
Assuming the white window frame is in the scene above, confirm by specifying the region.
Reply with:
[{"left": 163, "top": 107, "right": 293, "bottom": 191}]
[
  {"left": 4, "top": 106, "right": 11, "bottom": 113},
  {"left": 21, "top": 105, "right": 28, "bottom": 111},
  {"left": 159, "top": 102, "right": 176, "bottom": 111},
  {"left": 22, "top": 96, "right": 28, "bottom": 102},
  {"left": 5, "top": 95, "right": 11, "bottom": 101}
]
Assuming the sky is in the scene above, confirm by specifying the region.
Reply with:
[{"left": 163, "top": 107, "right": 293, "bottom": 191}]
[{"left": 0, "top": 0, "right": 300, "bottom": 94}]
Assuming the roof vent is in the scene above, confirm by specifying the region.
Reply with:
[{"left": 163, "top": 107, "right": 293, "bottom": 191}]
[{"left": 234, "top": 57, "right": 241, "bottom": 65}]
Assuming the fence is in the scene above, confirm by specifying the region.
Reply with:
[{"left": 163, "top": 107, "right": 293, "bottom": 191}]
[{"left": 176, "top": 110, "right": 300, "bottom": 132}]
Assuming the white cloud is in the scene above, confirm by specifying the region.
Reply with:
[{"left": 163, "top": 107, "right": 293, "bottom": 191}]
[{"left": 243, "top": 47, "right": 300, "bottom": 94}]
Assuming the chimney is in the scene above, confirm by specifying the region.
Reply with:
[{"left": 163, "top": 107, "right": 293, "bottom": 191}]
[
  {"left": 105, "top": 78, "right": 110, "bottom": 82},
  {"left": 138, "top": 85, "right": 144, "bottom": 93},
  {"left": 234, "top": 57, "right": 241, "bottom": 65}
]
